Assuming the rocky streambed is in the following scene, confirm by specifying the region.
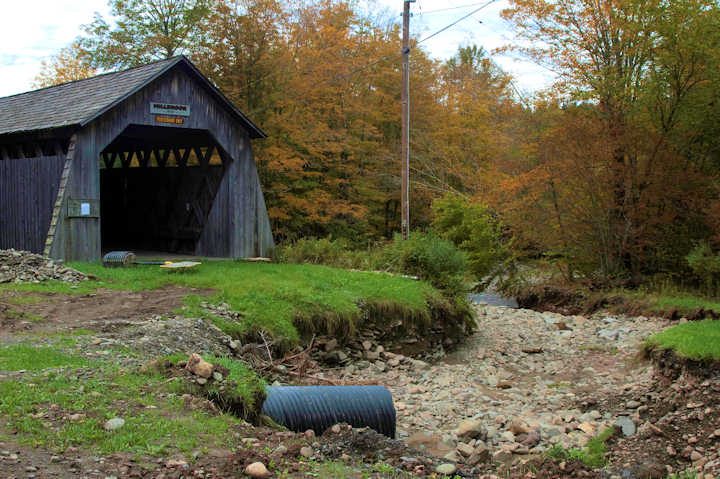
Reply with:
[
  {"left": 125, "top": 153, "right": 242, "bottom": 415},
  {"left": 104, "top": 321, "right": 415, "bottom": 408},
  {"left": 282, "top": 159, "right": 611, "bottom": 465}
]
[{"left": 322, "top": 302, "right": 673, "bottom": 475}]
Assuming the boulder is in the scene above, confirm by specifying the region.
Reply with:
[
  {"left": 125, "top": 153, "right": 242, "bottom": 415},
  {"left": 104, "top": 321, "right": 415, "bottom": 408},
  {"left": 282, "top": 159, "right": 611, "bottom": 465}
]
[
  {"left": 244, "top": 462, "right": 270, "bottom": 478},
  {"left": 455, "top": 419, "right": 487, "bottom": 441},
  {"left": 435, "top": 463, "right": 457, "bottom": 475},
  {"left": 186, "top": 353, "right": 213, "bottom": 378}
]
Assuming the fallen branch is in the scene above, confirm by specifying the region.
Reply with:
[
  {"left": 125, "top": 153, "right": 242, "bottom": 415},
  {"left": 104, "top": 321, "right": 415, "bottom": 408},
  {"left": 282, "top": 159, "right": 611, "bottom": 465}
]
[
  {"left": 258, "top": 331, "right": 274, "bottom": 363},
  {"left": 268, "top": 364, "right": 338, "bottom": 385},
  {"left": 265, "top": 335, "right": 315, "bottom": 369}
]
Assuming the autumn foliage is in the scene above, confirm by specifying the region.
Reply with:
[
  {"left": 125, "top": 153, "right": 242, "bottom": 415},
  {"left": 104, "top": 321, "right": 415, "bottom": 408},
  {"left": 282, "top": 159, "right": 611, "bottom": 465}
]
[{"left": 38, "top": 0, "right": 720, "bottom": 282}]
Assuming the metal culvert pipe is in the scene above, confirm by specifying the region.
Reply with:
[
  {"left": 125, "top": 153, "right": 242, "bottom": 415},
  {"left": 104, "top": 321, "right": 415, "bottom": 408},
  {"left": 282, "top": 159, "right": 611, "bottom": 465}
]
[
  {"left": 102, "top": 251, "right": 136, "bottom": 267},
  {"left": 261, "top": 386, "right": 396, "bottom": 438}
]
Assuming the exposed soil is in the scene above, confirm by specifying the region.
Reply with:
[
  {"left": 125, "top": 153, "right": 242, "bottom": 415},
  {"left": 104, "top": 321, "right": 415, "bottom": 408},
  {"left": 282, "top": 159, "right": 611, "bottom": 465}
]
[
  {"left": 515, "top": 283, "right": 719, "bottom": 321},
  {"left": 598, "top": 348, "right": 720, "bottom": 478},
  {"left": 0, "top": 286, "right": 214, "bottom": 338},
  {"left": 0, "top": 424, "right": 450, "bottom": 478}
]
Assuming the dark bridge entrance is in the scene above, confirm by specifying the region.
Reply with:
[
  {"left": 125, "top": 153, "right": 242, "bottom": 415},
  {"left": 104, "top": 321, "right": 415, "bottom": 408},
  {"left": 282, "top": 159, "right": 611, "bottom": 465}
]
[{"left": 100, "top": 125, "right": 226, "bottom": 254}]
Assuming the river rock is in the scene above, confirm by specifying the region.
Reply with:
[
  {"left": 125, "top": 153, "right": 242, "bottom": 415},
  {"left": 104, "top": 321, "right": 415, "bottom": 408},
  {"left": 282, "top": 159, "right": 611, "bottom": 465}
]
[
  {"left": 492, "top": 448, "right": 513, "bottom": 464},
  {"left": 104, "top": 417, "right": 125, "bottom": 431},
  {"left": 324, "top": 339, "right": 338, "bottom": 352},
  {"left": 244, "top": 462, "right": 270, "bottom": 478},
  {"left": 455, "top": 419, "right": 487, "bottom": 440},
  {"left": 456, "top": 442, "right": 475, "bottom": 457},
  {"left": 365, "top": 350, "right": 379, "bottom": 360},
  {"left": 616, "top": 416, "right": 636, "bottom": 436},
  {"left": 435, "top": 463, "right": 457, "bottom": 475},
  {"left": 598, "top": 329, "right": 620, "bottom": 341},
  {"left": 468, "top": 443, "right": 490, "bottom": 464},
  {"left": 321, "top": 303, "right": 669, "bottom": 463},
  {"left": 443, "top": 450, "right": 461, "bottom": 462},
  {"left": 577, "top": 422, "right": 596, "bottom": 436}
]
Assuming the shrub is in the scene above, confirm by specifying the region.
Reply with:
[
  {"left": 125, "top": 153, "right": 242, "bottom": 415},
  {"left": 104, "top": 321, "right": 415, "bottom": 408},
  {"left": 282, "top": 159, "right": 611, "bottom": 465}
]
[
  {"left": 686, "top": 242, "right": 720, "bottom": 296},
  {"left": 382, "top": 232, "right": 468, "bottom": 295},
  {"left": 432, "top": 194, "right": 512, "bottom": 289},
  {"left": 272, "top": 237, "right": 382, "bottom": 270},
  {"left": 273, "top": 233, "right": 469, "bottom": 295}
]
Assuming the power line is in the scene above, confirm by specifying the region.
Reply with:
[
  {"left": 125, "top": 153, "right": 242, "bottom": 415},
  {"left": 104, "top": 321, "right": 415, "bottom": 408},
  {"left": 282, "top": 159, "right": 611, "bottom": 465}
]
[
  {"left": 416, "top": 0, "right": 499, "bottom": 46},
  {"left": 416, "top": 1, "right": 494, "bottom": 15}
]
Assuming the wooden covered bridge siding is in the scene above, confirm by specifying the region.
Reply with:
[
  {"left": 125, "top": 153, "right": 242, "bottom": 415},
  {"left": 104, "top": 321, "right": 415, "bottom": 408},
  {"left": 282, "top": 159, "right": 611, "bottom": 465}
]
[
  {"left": 0, "top": 139, "right": 68, "bottom": 253},
  {"left": 47, "top": 65, "right": 273, "bottom": 261}
]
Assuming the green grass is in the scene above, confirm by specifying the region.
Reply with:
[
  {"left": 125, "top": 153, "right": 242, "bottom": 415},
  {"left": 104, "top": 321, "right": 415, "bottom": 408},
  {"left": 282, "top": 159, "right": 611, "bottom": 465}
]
[
  {"left": 647, "top": 319, "right": 720, "bottom": 360},
  {"left": 611, "top": 288, "right": 720, "bottom": 316},
  {"left": 2, "top": 261, "right": 445, "bottom": 347},
  {"left": 0, "top": 293, "right": 47, "bottom": 305},
  {"left": 666, "top": 470, "right": 699, "bottom": 479},
  {"left": 2, "top": 308, "right": 44, "bottom": 323},
  {"left": 546, "top": 427, "right": 615, "bottom": 469},
  {"left": 0, "top": 344, "right": 91, "bottom": 370},
  {"left": 653, "top": 295, "right": 720, "bottom": 313},
  {"left": 0, "top": 344, "right": 249, "bottom": 455}
]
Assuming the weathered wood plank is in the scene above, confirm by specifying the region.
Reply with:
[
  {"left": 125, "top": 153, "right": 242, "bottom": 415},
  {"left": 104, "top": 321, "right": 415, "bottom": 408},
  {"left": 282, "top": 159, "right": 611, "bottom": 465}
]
[{"left": 0, "top": 154, "right": 65, "bottom": 253}]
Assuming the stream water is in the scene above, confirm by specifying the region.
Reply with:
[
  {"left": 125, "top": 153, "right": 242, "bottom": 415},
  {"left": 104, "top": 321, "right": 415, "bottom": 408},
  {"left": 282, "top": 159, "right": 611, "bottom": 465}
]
[{"left": 467, "top": 292, "right": 518, "bottom": 308}]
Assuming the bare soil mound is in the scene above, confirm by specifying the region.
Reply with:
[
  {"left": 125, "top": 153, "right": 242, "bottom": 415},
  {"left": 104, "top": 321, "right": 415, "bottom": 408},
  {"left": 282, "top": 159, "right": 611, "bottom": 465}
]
[
  {"left": 599, "top": 348, "right": 720, "bottom": 478},
  {"left": 0, "top": 286, "right": 213, "bottom": 337}
]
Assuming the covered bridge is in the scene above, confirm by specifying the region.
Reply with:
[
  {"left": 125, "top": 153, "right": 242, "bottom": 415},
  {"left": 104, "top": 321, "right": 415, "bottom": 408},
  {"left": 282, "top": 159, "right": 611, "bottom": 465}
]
[{"left": 0, "top": 56, "right": 274, "bottom": 261}]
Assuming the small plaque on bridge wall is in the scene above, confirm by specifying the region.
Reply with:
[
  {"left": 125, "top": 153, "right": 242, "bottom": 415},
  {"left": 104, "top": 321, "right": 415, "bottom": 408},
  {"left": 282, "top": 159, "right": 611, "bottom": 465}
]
[
  {"left": 155, "top": 115, "right": 185, "bottom": 125},
  {"left": 67, "top": 199, "right": 99, "bottom": 218}
]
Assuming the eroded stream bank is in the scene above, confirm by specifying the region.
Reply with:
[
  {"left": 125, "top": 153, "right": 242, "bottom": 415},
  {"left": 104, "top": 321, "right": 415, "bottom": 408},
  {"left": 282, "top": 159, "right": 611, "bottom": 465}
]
[{"left": 319, "top": 302, "right": 699, "bottom": 476}]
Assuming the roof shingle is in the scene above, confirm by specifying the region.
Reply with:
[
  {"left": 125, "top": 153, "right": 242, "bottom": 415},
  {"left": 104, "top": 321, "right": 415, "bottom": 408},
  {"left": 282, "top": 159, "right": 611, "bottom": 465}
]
[
  {"left": 0, "top": 57, "right": 178, "bottom": 136},
  {"left": 0, "top": 56, "right": 266, "bottom": 138}
]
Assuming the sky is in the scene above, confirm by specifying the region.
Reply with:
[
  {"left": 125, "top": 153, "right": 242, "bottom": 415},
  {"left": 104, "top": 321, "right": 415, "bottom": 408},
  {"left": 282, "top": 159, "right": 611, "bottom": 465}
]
[{"left": 0, "top": 0, "right": 554, "bottom": 98}]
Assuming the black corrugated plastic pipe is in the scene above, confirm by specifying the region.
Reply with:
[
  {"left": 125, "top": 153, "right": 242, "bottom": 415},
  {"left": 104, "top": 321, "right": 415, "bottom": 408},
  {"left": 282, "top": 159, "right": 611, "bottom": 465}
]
[{"left": 261, "top": 385, "right": 396, "bottom": 438}]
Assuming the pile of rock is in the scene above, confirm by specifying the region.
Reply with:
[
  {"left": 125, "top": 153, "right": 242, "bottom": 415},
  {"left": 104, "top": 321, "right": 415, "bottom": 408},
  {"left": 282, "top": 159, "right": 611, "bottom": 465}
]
[
  {"left": 314, "top": 334, "right": 432, "bottom": 375},
  {"left": 183, "top": 353, "right": 229, "bottom": 385},
  {"left": 109, "top": 316, "right": 236, "bottom": 358},
  {"left": 0, "top": 249, "right": 88, "bottom": 284},
  {"left": 199, "top": 301, "right": 244, "bottom": 323}
]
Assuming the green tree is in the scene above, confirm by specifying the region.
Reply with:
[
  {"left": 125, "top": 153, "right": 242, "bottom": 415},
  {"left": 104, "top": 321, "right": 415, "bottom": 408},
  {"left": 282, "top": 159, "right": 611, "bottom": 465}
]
[
  {"left": 79, "top": 0, "right": 211, "bottom": 69},
  {"left": 432, "top": 194, "right": 511, "bottom": 288}
]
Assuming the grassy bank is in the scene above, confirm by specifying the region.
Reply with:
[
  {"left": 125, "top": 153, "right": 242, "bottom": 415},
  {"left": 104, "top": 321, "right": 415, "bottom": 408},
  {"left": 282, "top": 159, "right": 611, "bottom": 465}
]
[
  {"left": 615, "top": 290, "right": 720, "bottom": 318},
  {"left": 646, "top": 320, "right": 720, "bottom": 360},
  {"left": 506, "top": 279, "right": 720, "bottom": 321},
  {"left": 1, "top": 260, "right": 463, "bottom": 348}
]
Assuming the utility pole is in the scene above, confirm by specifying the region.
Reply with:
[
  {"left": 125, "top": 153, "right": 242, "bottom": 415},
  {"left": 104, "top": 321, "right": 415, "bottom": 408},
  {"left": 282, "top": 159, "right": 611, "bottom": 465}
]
[{"left": 401, "top": 0, "right": 413, "bottom": 240}]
